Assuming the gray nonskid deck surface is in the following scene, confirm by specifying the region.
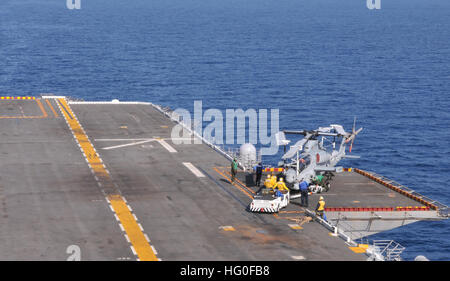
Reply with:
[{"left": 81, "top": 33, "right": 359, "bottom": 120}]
[
  {"left": 0, "top": 99, "right": 442, "bottom": 260},
  {"left": 0, "top": 100, "right": 133, "bottom": 260},
  {"left": 326, "top": 172, "right": 424, "bottom": 208},
  {"left": 71, "top": 103, "right": 366, "bottom": 261}
]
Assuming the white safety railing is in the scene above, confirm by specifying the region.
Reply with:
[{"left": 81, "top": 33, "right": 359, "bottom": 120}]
[
  {"left": 364, "top": 170, "right": 449, "bottom": 216},
  {"left": 151, "top": 103, "right": 270, "bottom": 172},
  {"left": 307, "top": 210, "right": 407, "bottom": 261},
  {"left": 372, "top": 240, "right": 405, "bottom": 261},
  {"left": 150, "top": 103, "right": 246, "bottom": 170},
  {"left": 332, "top": 220, "right": 369, "bottom": 245},
  {"left": 304, "top": 209, "right": 358, "bottom": 247},
  {"left": 329, "top": 219, "right": 405, "bottom": 261}
]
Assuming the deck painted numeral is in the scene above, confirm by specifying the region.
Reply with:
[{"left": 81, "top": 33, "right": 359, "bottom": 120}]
[{"left": 66, "top": 245, "right": 81, "bottom": 261}]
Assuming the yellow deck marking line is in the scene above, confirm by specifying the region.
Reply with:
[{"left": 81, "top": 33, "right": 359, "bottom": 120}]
[
  {"left": 224, "top": 170, "right": 256, "bottom": 194},
  {"left": 0, "top": 99, "right": 48, "bottom": 119},
  {"left": 275, "top": 211, "right": 307, "bottom": 220},
  {"left": 108, "top": 195, "right": 158, "bottom": 261},
  {"left": 45, "top": 99, "right": 59, "bottom": 117},
  {"left": 0, "top": 96, "right": 35, "bottom": 100},
  {"left": 349, "top": 244, "right": 369, "bottom": 254},
  {"left": 214, "top": 167, "right": 307, "bottom": 222},
  {"left": 288, "top": 224, "right": 303, "bottom": 230},
  {"left": 219, "top": 226, "right": 236, "bottom": 231},
  {"left": 279, "top": 210, "right": 304, "bottom": 214},
  {"left": 214, "top": 169, "right": 358, "bottom": 252},
  {"left": 358, "top": 244, "right": 369, "bottom": 249},
  {"left": 56, "top": 98, "right": 158, "bottom": 261},
  {"left": 213, "top": 167, "right": 254, "bottom": 199},
  {"left": 272, "top": 213, "right": 288, "bottom": 220},
  {"left": 349, "top": 246, "right": 367, "bottom": 254},
  {"left": 36, "top": 99, "right": 48, "bottom": 118}
]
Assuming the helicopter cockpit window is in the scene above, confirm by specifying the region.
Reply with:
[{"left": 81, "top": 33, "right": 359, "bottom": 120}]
[{"left": 298, "top": 155, "right": 311, "bottom": 172}]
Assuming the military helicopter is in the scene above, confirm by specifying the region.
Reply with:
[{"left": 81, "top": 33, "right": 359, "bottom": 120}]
[{"left": 274, "top": 119, "right": 363, "bottom": 191}]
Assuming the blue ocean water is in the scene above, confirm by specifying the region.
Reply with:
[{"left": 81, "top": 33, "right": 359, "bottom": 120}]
[{"left": 1, "top": 0, "right": 449, "bottom": 260}]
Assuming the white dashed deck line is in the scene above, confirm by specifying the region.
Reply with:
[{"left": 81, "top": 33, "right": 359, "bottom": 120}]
[
  {"left": 101, "top": 139, "right": 155, "bottom": 150},
  {"left": 291, "top": 256, "right": 306, "bottom": 260},
  {"left": 55, "top": 98, "right": 160, "bottom": 261},
  {"left": 156, "top": 139, "right": 177, "bottom": 153},
  {"left": 183, "top": 162, "right": 205, "bottom": 178}
]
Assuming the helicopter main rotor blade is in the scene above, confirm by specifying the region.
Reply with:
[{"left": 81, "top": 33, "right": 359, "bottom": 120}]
[
  {"left": 330, "top": 124, "right": 348, "bottom": 136},
  {"left": 283, "top": 130, "right": 308, "bottom": 135},
  {"left": 282, "top": 133, "right": 313, "bottom": 159}
]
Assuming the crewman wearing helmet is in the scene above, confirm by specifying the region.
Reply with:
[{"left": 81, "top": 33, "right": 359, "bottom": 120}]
[
  {"left": 315, "top": 196, "right": 326, "bottom": 218},
  {"left": 264, "top": 174, "right": 273, "bottom": 189},
  {"left": 275, "top": 177, "right": 289, "bottom": 192},
  {"left": 231, "top": 158, "right": 238, "bottom": 183},
  {"left": 270, "top": 175, "right": 277, "bottom": 188}
]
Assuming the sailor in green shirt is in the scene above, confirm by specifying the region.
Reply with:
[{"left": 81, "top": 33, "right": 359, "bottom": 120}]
[
  {"left": 313, "top": 174, "right": 324, "bottom": 185},
  {"left": 231, "top": 158, "right": 238, "bottom": 183}
]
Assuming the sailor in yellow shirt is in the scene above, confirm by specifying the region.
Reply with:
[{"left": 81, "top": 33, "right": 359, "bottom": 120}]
[
  {"left": 275, "top": 178, "right": 289, "bottom": 192},
  {"left": 315, "top": 196, "right": 326, "bottom": 218},
  {"left": 270, "top": 175, "right": 277, "bottom": 188},
  {"left": 264, "top": 174, "right": 273, "bottom": 188}
]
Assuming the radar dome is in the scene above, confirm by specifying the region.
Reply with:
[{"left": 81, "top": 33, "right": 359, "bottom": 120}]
[{"left": 240, "top": 143, "right": 257, "bottom": 165}]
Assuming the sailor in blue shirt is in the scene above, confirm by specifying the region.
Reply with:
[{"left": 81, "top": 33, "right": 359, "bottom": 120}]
[
  {"left": 274, "top": 188, "right": 283, "bottom": 198},
  {"left": 254, "top": 162, "right": 263, "bottom": 187},
  {"left": 300, "top": 181, "right": 309, "bottom": 207}
]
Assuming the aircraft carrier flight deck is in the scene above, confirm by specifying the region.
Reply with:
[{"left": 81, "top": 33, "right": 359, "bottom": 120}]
[{"left": 0, "top": 96, "right": 447, "bottom": 261}]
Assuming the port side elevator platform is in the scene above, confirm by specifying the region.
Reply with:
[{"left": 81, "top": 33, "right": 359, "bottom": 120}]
[
  {"left": 229, "top": 166, "right": 448, "bottom": 240},
  {"left": 322, "top": 168, "right": 447, "bottom": 239}
]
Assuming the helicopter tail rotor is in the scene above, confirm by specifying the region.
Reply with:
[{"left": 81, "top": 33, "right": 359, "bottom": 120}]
[{"left": 346, "top": 117, "right": 363, "bottom": 153}]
